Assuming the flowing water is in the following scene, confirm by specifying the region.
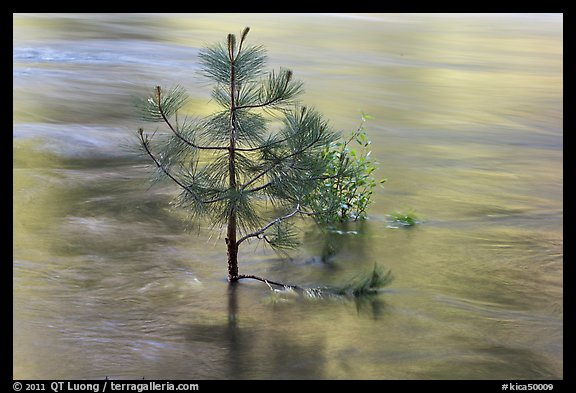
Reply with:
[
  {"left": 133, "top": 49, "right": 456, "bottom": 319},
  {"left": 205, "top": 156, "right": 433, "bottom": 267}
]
[{"left": 13, "top": 13, "right": 563, "bottom": 379}]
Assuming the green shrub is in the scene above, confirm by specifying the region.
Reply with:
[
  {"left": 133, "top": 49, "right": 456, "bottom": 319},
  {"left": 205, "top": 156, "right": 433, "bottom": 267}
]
[
  {"left": 305, "top": 114, "right": 385, "bottom": 224},
  {"left": 388, "top": 210, "right": 420, "bottom": 227}
]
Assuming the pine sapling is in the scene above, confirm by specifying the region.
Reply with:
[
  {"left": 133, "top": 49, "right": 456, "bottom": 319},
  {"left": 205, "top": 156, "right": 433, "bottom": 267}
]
[{"left": 136, "top": 27, "right": 392, "bottom": 295}]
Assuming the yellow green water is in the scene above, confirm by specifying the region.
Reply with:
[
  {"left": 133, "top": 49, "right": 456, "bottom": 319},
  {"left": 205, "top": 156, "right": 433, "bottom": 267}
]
[{"left": 14, "top": 13, "right": 562, "bottom": 379}]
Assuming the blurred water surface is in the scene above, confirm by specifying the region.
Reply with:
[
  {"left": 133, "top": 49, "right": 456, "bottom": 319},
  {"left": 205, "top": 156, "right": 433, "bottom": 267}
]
[{"left": 13, "top": 13, "right": 562, "bottom": 379}]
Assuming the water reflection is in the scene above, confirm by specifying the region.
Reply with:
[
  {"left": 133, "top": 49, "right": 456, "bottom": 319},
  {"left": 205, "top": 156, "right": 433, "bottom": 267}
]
[
  {"left": 218, "top": 285, "right": 327, "bottom": 379},
  {"left": 14, "top": 13, "right": 562, "bottom": 379}
]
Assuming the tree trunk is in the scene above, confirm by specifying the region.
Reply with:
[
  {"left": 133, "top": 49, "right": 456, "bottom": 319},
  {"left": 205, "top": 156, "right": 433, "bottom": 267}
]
[
  {"left": 227, "top": 34, "right": 239, "bottom": 283},
  {"left": 226, "top": 233, "right": 239, "bottom": 282}
]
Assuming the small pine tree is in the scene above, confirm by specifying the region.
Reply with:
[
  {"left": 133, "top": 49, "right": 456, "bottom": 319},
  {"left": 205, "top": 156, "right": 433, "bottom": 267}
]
[
  {"left": 137, "top": 27, "right": 341, "bottom": 283},
  {"left": 136, "top": 27, "right": 392, "bottom": 293}
]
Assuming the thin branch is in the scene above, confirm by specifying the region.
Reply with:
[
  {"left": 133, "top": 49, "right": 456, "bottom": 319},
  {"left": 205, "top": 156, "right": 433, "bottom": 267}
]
[
  {"left": 237, "top": 27, "right": 250, "bottom": 57},
  {"left": 138, "top": 128, "right": 227, "bottom": 204},
  {"left": 234, "top": 95, "right": 285, "bottom": 111},
  {"left": 229, "top": 135, "right": 290, "bottom": 152},
  {"left": 240, "top": 130, "right": 325, "bottom": 192},
  {"left": 234, "top": 71, "right": 292, "bottom": 111},
  {"left": 155, "top": 80, "right": 293, "bottom": 153},
  {"left": 244, "top": 179, "right": 275, "bottom": 194},
  {"left": 236, "top": 204, "right": 302, "bottom": 246},
  {"left": 236, "top": 274, "right": 299, "bottom": 289},
  {"left": 154, "top": 86, "right": 228, "bottom": 152},
  {"left": 244, "top": 171, "right": 343, "bottom": 195}
]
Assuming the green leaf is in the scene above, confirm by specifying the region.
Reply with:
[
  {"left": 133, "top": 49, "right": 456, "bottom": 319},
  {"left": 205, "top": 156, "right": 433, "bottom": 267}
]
[{"left": 361, "top": 112, "right": 375, "bottom": 121}]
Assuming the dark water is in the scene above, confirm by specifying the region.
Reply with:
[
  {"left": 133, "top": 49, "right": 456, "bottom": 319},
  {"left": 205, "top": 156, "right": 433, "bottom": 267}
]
[{"left": 13, "top": 13, "right": 563, "bottom": 379}]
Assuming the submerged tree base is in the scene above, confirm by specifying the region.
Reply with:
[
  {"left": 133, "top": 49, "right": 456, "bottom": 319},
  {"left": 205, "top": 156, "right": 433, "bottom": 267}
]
[{"left": 233, "top": 265, "right": 393, "bottom": 298}]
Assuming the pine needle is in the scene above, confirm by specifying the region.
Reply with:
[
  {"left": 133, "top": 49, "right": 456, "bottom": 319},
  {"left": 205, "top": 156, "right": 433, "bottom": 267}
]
[{"left": 327, "top": 264, "right": 394, "bottom": 297}]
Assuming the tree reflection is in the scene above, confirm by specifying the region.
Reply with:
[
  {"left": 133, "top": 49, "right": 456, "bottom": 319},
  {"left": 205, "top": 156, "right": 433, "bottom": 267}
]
[
  {"left": 180, "top": 284, "right": 328, "bottom": 379},
  {"left": 353, "top": 295, "right": 390, "bottom": 321},
  {"left": 303, "top": 219, "right": 372, "bottom": 264}
]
